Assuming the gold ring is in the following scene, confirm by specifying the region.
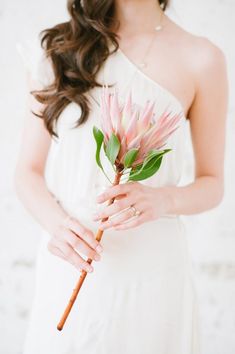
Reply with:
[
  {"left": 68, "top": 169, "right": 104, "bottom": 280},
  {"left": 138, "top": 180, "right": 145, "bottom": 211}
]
[{"left": 130, "top": 205, "right": 141, "bottom": 217}]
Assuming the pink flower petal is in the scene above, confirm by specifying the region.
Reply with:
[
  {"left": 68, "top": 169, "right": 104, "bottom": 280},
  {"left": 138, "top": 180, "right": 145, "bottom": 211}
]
[
  {"left": 110, "top": 89, "right": 120, "bottom": 131},
  {"left": 138, "top": 100, "right": 156, "bottom": 132},
  {"left": 127, "top": 131, "right": 144, "bottom": 150},
  {"left": 121, "top": 90, "right": 132, "bottom": 130},
  {"left": 100, "top": 85, "right": 114, "bottom": 139},
  {"left": 125, "top": 108, "right": 139, "bottom": 145},
  {"left": 118, "top": 135, "right": 127, "bottom": 163}
]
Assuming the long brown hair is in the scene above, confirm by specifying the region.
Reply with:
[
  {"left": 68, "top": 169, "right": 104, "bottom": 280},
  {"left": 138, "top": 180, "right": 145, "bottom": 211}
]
[{"left": 32, "top": 0, "right": 170, "bottom": 138}]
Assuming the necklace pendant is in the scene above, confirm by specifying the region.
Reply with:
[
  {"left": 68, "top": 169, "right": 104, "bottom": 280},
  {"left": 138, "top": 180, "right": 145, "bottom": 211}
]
[{"left": 155, "top": 25, "right": 163, "bottom": 31}]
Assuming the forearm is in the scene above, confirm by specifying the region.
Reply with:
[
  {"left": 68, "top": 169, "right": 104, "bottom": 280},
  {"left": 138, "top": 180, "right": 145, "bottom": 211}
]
[
  {"left": 164, "top": 175, "right": 224, "bottom": 216},
  {"left": 14, "top": 169, "right": 68, "bottom": 234}
]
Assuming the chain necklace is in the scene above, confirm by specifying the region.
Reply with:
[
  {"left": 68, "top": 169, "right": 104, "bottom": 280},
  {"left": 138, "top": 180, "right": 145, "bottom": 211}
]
[
  {"left": 137, "top": 10, "right": 164, "bottom": 69},
  {"left": 88, "top": 10, "right": 165, "bottom": 107}
]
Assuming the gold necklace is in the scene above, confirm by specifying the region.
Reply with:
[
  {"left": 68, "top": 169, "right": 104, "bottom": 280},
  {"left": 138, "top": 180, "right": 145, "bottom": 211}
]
[
  {"left": 89, "top": 11, "right": 165, "bottom": 108},
  {"left": 137, "top": 10, "right": 164, "bottom": 69}
]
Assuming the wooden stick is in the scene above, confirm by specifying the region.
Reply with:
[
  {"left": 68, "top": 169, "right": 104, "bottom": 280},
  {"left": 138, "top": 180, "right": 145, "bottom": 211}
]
[{"left": 57, "top": 170, "right": 123, "bottom": 331}]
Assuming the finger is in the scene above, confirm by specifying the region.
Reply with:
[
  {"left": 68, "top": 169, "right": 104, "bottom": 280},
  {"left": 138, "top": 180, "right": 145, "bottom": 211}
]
[
  {"left": 49, "top": 239, "right": 94, "bottom": 273},
  {"left": 93, "top": 196, "right": 134, "bottom": 221},
  {"left": 48, "top": 241, "right": 67, "bottom": 261},
  {"left": 65, "top": 216, "right": 103, "bottom": 254},
  {"left": 49, "top": 244, "right": 86, "bottom": 272},
  {"left": 113, "top": 213, "right": 146, "bottom": 231},
  {"left": 65, "top": 230, "right": 101, "bottom": 262},
  {"left": 99, "top": 205, "right": 138, "bottom": 230},
  {"left": 96, "top": 182, "right": 136, "bottom": 203}
]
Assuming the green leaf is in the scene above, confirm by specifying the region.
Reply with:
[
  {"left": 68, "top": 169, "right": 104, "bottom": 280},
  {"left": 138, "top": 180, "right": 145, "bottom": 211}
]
[
  {"left": 93, "top": 126, "right": 104, "bottom": 170},
  {"left": 105, "top": 133, "right": 121, "bottom": 166},
  {"left": 128, "top": 149, "right": 171, "bottom": 181},
  {"left": 93, "top": 126, "right": 113, "bottom": 184},
  {"left": 103, "top": 142, "right": 107, "bottom": 154},
  {"left": 128, "top": 155, "right": 163, "bottom": 181},
  {"left": 142, "top": 149, "right": 171, "bottom": 167},
  {"left": 123, "top": 148, "right": 139, "bottom": 168}
]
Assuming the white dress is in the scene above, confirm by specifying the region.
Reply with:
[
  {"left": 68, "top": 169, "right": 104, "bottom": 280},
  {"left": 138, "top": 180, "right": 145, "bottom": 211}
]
[{"left": 17, "top": 37, "right": 202, "bottom": 354}]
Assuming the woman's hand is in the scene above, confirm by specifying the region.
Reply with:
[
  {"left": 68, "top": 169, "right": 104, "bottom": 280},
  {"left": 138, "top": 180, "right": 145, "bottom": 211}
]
[
  {"left": 92, "top": 182, "right": 173, "bottom": 230},
  {"left": 47, "top": 215, "right": 103, "bottom": 273}
]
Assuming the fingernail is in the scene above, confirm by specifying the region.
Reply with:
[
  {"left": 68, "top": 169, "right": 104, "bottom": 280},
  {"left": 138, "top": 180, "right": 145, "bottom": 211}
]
[{"left": 96, "top": 244, "right": 103, "bottom": 253}]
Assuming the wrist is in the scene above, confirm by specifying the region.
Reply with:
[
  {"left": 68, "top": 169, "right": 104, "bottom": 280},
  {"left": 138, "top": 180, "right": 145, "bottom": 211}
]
[
  {"left": 45, "top": 200, "right": 69, "bottom": 235},
  {"left": 161, "top": 185, "right": 179, "bottom": 216}
]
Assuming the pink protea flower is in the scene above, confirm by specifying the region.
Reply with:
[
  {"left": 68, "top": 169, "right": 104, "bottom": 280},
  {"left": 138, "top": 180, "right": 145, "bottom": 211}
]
[{"left": 98, "top": 85, "right": 183, "bottom": 169}]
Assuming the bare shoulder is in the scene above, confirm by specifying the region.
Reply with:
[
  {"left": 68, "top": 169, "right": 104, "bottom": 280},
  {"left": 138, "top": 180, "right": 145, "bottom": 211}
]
[
  {"left": 183, "top": 34, "right": 228, "bottom": 105},
  {"left": 189, "top": 35, "right": 226, "bottom": 75},
  {"left": 165, "top": 18, "right": 228, "bottom": 113},
  {"left": 175, "top": 22, "right": 226, "bottom": 74}
]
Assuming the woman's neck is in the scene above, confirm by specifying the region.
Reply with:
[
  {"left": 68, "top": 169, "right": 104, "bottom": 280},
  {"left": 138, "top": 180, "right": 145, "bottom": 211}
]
[{"left": 113, "top": 0, "right": 164, "bottom": 36}]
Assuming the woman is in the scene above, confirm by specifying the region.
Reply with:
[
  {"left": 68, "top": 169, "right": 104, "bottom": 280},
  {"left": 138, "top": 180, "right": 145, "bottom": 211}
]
[{"left": 15, "top": 0, "right": 228, "bottom": 353}]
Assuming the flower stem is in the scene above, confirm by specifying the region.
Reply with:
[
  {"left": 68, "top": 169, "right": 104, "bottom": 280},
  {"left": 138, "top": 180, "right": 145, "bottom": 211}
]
[{"left": 56, "top": 170, "right": 123, "bottom": 331}]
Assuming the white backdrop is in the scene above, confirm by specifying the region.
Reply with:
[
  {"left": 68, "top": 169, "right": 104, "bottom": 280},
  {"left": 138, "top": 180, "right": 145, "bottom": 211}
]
[{"left": 0, "top": 1, "right": 234, "bottom": 353}]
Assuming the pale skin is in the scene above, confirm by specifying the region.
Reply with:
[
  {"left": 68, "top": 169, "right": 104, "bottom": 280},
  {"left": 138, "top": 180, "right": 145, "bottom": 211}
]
[{"left": 14, "top": 0, "right": 228, "bottom": 273}]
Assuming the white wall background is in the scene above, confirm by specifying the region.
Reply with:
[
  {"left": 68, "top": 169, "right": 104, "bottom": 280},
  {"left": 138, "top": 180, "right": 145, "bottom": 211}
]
[{"left": 0, "top": 0, "right": 234, "bottom": 353}]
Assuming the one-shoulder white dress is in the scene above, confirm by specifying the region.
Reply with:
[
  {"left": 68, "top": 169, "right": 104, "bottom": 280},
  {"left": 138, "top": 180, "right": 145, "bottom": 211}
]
[{"left": 17, "top": 36, "right": 201, "bottom": 354}]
